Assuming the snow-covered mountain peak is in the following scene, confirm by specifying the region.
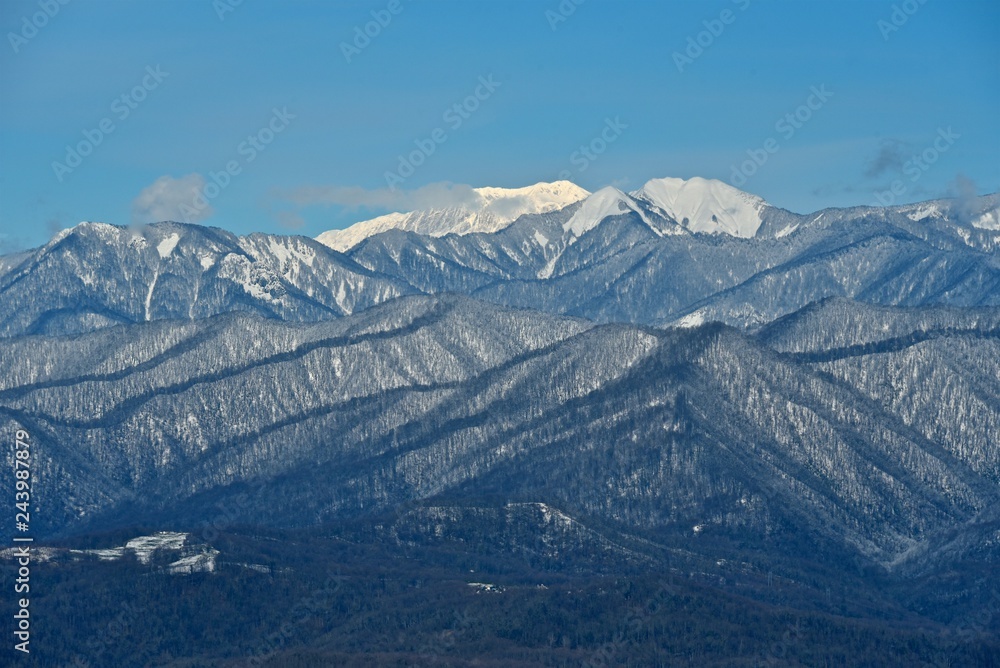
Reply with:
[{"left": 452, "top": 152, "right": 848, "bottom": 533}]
[
  {"left": 563, "top": 186, "right": 650, "bottom": 238},
  {"left": 48, "top": 221, "right": 119, "bottom": 245},
  {"left": 476, "top": 180, "right": 590, "bottom": 212},
  {"left": 316, "top": 181, "right": 590, "bottom": 252},
  {"left": 49, "top": 220, "right": 194, "bottom": 248},
  {"left": 633, "top": 177, "right": 769, "bottom": 238}
]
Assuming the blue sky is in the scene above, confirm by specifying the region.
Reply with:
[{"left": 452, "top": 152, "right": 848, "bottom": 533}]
[{"left": 1, "top": 0, "right": 998, "bottom": 252}]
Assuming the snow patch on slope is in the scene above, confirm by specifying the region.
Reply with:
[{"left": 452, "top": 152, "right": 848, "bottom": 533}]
[
  {"left": 676, "top": 310, "right": 706, "bottom": 328},
  {"left": 267, "top": 238, "right": 316, "bottom": 268},
  {"left": 972, "top": 206, "right": 1000, "bottom": 231},
  {"left": 168, "top": 547, "right": 220, "bottom": 574},
  {"left": 775, "top": 223, "right": 799, "bottom": 238},
  {"left": 127, "top": 531, "right": 187, "bottom": 563},
  {"left": 633, "top": 177, "right": 768, "bottom": 238},
  {"left": 906, "top": 204, "right": 943, "bottom": 222},
  {"left": 157, "top": 233, "right": 181, "bottom": 258}
]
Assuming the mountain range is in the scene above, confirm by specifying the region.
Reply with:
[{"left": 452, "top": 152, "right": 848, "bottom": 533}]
[
  {"left": 1, "top": 176, "right": 998, "bottom": 665},
  {"left": 1, "top": 177, "right": 997, "bottom": 339}
]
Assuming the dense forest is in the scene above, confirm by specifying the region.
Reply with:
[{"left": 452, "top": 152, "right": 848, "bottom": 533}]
[{"left": 3, "top": 524, "right": 998, "bottom": 667}]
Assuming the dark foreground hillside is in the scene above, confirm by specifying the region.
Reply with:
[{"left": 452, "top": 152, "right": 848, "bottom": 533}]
[{"left": 3, "top": 525, "right": 998, "bottom": 667}]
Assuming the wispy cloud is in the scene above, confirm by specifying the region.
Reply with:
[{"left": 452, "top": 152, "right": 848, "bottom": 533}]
[
  {"left": 131, "top": 174, "right": 212, "bottom": 225},
  {"left": 814, "top": 138, "right": 919, "bottom": 201},
  {"left": 864, "top": 139, "right": 911, "bottom": 179},
  {"left": 948, "top": 173, "right": 981, "bottom": 223},
  {"left": 0, "top": 216, "right": 67, "bottom": 254}
]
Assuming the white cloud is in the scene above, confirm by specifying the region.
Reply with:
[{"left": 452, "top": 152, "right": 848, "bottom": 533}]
[
  {"left": 279, "top": 181, "right": 483, "bottom": 213},
  {"left": 948, "top": 173, "right": 982, "bottom": 225},
  {"left": 131, "top": 174, "right": 212, "bottom": 225}
]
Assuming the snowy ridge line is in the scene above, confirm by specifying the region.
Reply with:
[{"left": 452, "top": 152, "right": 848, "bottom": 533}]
[
  {"left": 0, "top": 318, "right": 234, "bottom": 400},
  {"left": 779, "top": 327, "right": 1000, "bottom": 364},
  {"left": 84, "top": 322, "right": 618, "bottom": 505},
  {"left": 4, "top": 299, "right": 594, "bottom": 435},
  {"left": 6, "top": 299, "right": 459, "bottom": 429}
]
